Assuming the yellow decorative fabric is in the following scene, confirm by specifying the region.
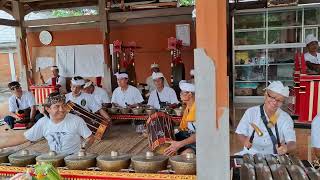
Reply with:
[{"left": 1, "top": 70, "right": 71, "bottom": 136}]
[{"left": 179, "top": 102, "right": 196, "bottom": 131}]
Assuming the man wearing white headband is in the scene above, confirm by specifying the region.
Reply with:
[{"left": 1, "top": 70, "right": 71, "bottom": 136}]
[
  {"left": 145, "top": 63, "right": 169, "bottom": 93},
  {"left": 65, "top": 76, "right": 111, "bottom": 121},
  {"left": 40, "top": 66, "right": 67, "bottom": 93},
  {"left": 236, "top": 81, "right": 296, "bottom": 155},
  {"left": 304, "top": 34, "right": 320, "bottom": 73},
  {"left": 147, "top": 72, "right": 179, "bottom": 109},
  {"left": 164, "top": 80, "right": 196, "bottom": 156},
  {"left": 82, "top": 79, "right": 111, "bottom": 108},
  {"left": 111, "top": 72, "right": 143, "bottom": 108}
]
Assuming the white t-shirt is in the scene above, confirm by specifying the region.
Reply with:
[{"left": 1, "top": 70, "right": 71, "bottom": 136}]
[
  {"left": 92, "top": 86, "right": 111, "bottom": 105},
  {"left": 145, "top": 76, "right": 169, "bottom": 92},
  {"left": 8, "top": 91, "right": 35, "bottom": 112},
  {"left": 65, "top": 92, "right": 101, "bottom": 113},
  {"left": 304, "top": 52, "right": 320, "bottom": 64},
  {"left": 111, "top": 85, "right": 143, "bottom": 108},
  {"left": 46, "top": 76, "right": 67, "bottom": 92},
  {"left": 311, "top": 115, "right": 320, "bottom": 148},
  {"left": 24, "top": 113, "right": 92, "bottom": 155},
  {"left": 235, "top": 106, "right": 296, "bottom": 155},
  {"left": 147, "top": 87, "right": 179, "bottom": 109}
]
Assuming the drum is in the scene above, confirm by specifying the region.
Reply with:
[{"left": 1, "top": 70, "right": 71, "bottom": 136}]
[
  {"left": 66, "top": 101, "right": 110, "bottom": 140},
  {"left": 30, "top": 85, "right": 56, "bottom": 105},
  {"left": 146, "top": 112, "right": 175, "bottom": 154}
]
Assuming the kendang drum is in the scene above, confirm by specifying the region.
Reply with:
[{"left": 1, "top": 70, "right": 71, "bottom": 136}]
[
  {"left": 66, "top": 101, "right": 110, "bottom": 140},
  {"left": 146, "top": 112, "right": 175, "bottom": 154}
]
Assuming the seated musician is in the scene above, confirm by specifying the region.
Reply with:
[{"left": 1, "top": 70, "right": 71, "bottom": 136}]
[
  {"left": 40, "top": 66, "right": 67, "bottom": 93},
  {"left": 304, "top": 34, "right": 320, "bottom": 73},
  {"left": 82, "top": 79, "right": 111, "bottom": 108},
  {"left": 164, "top": 81, "right": 196, "bottom": 156},
  {"left": 65, "top": 76, "right": 111, "bottom": 121},
  {"left": 311, "top": 115, "right": 320, "bottom": 158},
  {"left": 147, "top": 72, "right": 179, "bottom": 109},
  {"left": 236, "top": 81, "right": 296, "bottom": 155},
  {"left": 145, "top": 63, "right": 169, "bottom": 93},
  {"left": 0, "top": 92, "right": 95, "bottom": 155},
  {"left": 4, "top": 81, "right": 43, "bottom": 129},
  {"left": 111, "top": 72, "right": 144, "bottom": 108}
]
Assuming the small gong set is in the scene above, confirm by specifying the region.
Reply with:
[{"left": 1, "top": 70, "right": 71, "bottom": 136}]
[{"left": 0, "top": 148, "right": 196, "bottom": 175}]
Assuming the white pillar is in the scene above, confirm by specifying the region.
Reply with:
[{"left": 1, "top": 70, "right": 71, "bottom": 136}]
[
  {"left": 195, "top": 48, "right": 230, "bottom": 180},
  {"left": 8, "top": 52, "right": 16, "bottom": 81}
]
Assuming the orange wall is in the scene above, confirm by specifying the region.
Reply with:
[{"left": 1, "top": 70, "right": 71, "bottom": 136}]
[
  {"left": 26, "top": 22, "right": 195, "bottom": 84},
  {"left": 196, "top": 1, "right": 228, "bottom": 118},
  {"left": 110, "top": 22, "right": 196, "bottom": 83},
  {"left": 0, "top": 52, "right": 20, "bottom": 87}
]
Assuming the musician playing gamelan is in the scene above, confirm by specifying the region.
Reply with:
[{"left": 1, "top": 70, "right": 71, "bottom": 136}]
[
  {"left": 0, "top": 92, "right": 95, "bottom": 155},
  {"left": 304, "top": 34, "right": 320, "bottom": 73},
  {"left": 65, "top": 77, "right": 111, "bottom": 122},
  {"left": 145, "top": 63, "right": 169, "bottom": 93},
  {"left": 40, "top": 66, "right": 67, "bottom": 93},
  {"left": 4, "top": 81, "right": 43, "bottom": 129},
  {"left": 147, "top": 72, "right": 179, "bottom": 109},
  {"left": 236, "top": 81, "right": 296, "bottom": 155},
  {"left": 164, "top": 81, "right": 196, "bottom": 156},
  {"left": 82, "top": 79, "right": 111, "bottom": 108},
  {"left": 111, "top": 72, "right": 144, "bottom": 108}
]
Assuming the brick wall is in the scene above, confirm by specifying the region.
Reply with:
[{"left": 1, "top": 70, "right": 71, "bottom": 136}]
[{"left": 0, "top": 52, "right": 19, "bottom": 88}]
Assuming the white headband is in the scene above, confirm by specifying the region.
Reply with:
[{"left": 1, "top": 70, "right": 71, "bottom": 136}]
[
  {"left": 266, "top": 81, "right": 289, "bottom": 98},
  {"left": 150, "top": 63, "right": 159, "bottom": 69},
  {"left": 50, "top": 66, "right": 58, "bottom": 71},
  {"left": 83, "top": 80, "right": 93, "bottom": 89},
  {"left": 305, "top": 34, "right": 318, "bottom": 46},
  {"left": 179, "top": 80, "right": 195, "bottom": 92},
  {"left": 114, "top": 72, "right": 128, "bottom": 79},
  {"left": 152, "top": 72, "right": 164, "bottom": 80},
  {"left": 71, "top": 78, "right": 85, "bottom": 86}
]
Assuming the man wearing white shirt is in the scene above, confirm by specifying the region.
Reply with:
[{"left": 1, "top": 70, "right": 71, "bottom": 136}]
[
  {"left": 111, "top": 72, "right": 144, "bottom": 108},
  {"left": 145, "top": 63, "right": 169, "bottom": 93},
  {"left": 40, "top": 66, "right": 67, "bottom": 93},
  {"left": 4, "top": 81, "right": 43, "bottom": 129},
  {"left": 82, "top": 80, "right": 111, "bottom": 108},
  {"left": 65, "top": 76, "right": 111, "bottom": 122},
  {"left": 235, "top": 81, "right": 296, "bottom": 155},
  {"left": 311, "top": 115, "right": 320, "bottom": 158},
  {"left": 0, "top": 92, "right": 94, "bottom": 155},
  {"left": 147, "top": 72, "right": 179, "bottom": 109},
  {"left": 304, "top": 34, "right": 320, "bottom": 73}
]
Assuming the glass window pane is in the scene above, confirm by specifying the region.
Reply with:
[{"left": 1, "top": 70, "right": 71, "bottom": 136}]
[
  {"left": 304, "top": 8, "right": 320, "bottom": 25},
  {"left": 234, "top": 13, "right": 265, "bottom": 29},
  {"left": 268, "top": 10, "right": 301, "bottom": 27},
  {"left": 235, "top": 66, "right": 266, "bottom": 81},
  {"left": 268, "top": 28, "right": 301, "bottom": 44},
  {"left": 235, "top": 49, "right": 266, "bottom": 65},
  {"left": 235, "top": 31, "right": 266, "bottom": 45},
  {"left": 235, "top": 82, "right": 266, "bottom": 96},
  {"left": 268, "top": 65, "right": 294, "bottom": 81},
  {"left": 268, "top": 48, "right": 300, "bottom": 64}
]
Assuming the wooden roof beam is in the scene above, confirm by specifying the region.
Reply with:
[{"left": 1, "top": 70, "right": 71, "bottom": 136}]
[
  {"left": 23, "top": 15, "right": 100, "bottom": 27},
  {"left": 0, "top": 18, "right": 19, "bottom": 26},
  {"left": 109, "top": 6, "right": 193, "bottom": 21}
]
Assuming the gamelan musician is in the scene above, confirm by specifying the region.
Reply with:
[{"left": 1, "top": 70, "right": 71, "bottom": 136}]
[
  {"left": 65, "top": 76, "right": 111, "bottom": 121},
  {"left": 235, "top": 81, "right": 296, "bottom": 155},
  {"left": 111, "top": 72, "right": 144, "bottom": 108},
  {"left": 147, "top": 72, "right": 179, "bottom": 109},
  {"left": 145, "top": 63, "right": 169, "bottom": 93},
  {"left": 304, "top": 34, "right": 320, "bottom": 73},
  {"left": 164, "top": 80, "right": 196, "bottom": 156},
  {"left": 0, "top": 92, "right": 95, "bottom": 155},
  {"left": 40, "top": 66, "right": 67, "bottom": 93},
  {"left": 82, "top": 79, "right": 111, "bottom": 108},
  {"left": 4, "top": 81, "right": 43, "bottom": 129}
]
